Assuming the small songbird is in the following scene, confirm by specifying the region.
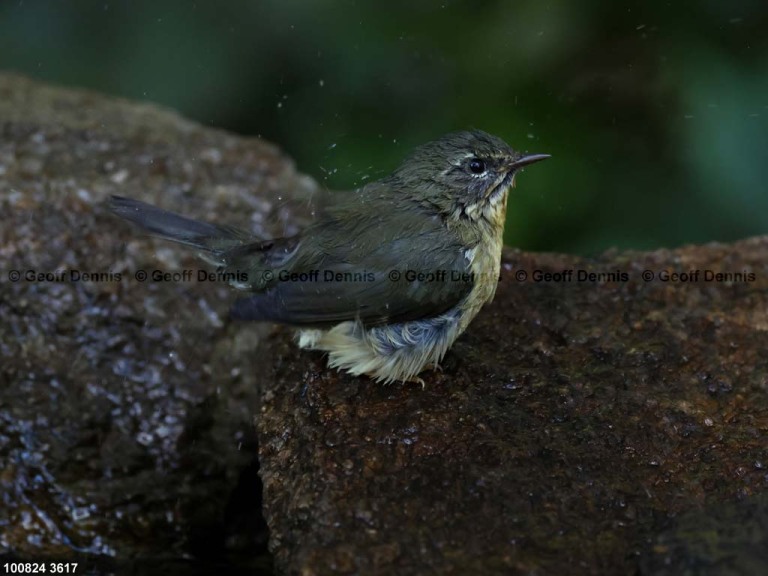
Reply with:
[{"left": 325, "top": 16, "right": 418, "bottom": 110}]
[{"left": 110, "top": 130, "right": 548, "bottom": 383}]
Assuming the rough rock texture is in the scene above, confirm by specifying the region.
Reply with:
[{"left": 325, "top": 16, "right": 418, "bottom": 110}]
[
  {"left": 640, "top": 493, "right": 768, "bottom": 575},
  {"left": 0, "top": 73, "right": 315, "bottom": 573},
  {"left": 2, "top": 73, "right": 767, "bottom": 575},
  {"left": 258, "top": 241, "right": 768, "bottom": 575}
]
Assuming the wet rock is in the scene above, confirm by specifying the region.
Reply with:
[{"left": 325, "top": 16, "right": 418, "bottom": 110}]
[
  {"left": 641, "top": 493, "right": 768, "bottom": 576},
  {"left": 0, "top": 73, "right": 315, "bottom": 572},
  {"left": 258, "top": 241, "right": 768, "bottom": 575}
]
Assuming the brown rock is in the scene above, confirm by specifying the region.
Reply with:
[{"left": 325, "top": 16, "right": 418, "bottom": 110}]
[
  {"left": 258, "top": 242, "right": 768, "bottom": 575},
  {"left": 0, "top": 72, "right": 314, "bottom": 570}
]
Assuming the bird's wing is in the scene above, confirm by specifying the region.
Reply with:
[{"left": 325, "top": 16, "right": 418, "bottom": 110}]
[{"left": 228, "top": 209, "right": 476, "bottom": 327}]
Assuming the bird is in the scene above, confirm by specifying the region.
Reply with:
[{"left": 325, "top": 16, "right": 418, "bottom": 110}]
[{"left": 110, "top": 130, "right": 549, "bottom": 384}]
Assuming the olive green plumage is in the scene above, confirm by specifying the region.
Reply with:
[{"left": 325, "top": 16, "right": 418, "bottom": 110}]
[{"left": 110, "top": 130, "right": 548, "bottom": 383}]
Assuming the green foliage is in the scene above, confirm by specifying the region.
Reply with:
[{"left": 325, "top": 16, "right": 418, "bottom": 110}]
[{"left": 2, "top": 0, "right": 766, "bottom": 254}]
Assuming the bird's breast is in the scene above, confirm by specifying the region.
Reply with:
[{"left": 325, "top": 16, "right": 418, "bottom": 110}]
[{"left": 458, "top": 219, "right": 505, "bottom": 332}]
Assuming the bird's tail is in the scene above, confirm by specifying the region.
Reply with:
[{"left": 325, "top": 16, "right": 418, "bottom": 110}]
[{"left": 109, "top": 195, "right": 255, "bottom": 261}]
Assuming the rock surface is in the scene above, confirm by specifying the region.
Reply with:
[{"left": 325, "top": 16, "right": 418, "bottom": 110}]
[
  {"left": 0, "top": 72, "right": 314, "bottom": 573},
  {"left": 258, "top": 242, "right": 768, "bottom": 575},
  {"left": 1, "top": 73, "right": 767, "bottom": 575}
]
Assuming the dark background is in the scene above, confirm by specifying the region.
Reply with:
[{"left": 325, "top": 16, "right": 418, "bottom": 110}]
[{"left": 2, "top": 0, "right": 766, "bottom": 254}]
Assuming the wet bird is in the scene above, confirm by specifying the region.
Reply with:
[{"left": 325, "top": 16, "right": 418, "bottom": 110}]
[{"left": 110, "top": 130, "right": 549, "bottom": 383}]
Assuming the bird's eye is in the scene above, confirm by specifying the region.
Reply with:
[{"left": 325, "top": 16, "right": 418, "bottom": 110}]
[{"left": 468, "top": 158, "right": 486, "bottom": 175}]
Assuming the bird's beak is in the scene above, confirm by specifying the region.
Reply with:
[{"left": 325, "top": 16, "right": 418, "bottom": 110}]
[
  {"left": 504, "top": 153, "right": 550, "bottom": 189},
  {"left": 508, "top": 153, "right": 551, "bottom": 170}
]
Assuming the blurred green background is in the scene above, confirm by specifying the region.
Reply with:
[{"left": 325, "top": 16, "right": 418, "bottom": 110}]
[{"left": 1, "top": 0, "right": 766, "bottom": 254}]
